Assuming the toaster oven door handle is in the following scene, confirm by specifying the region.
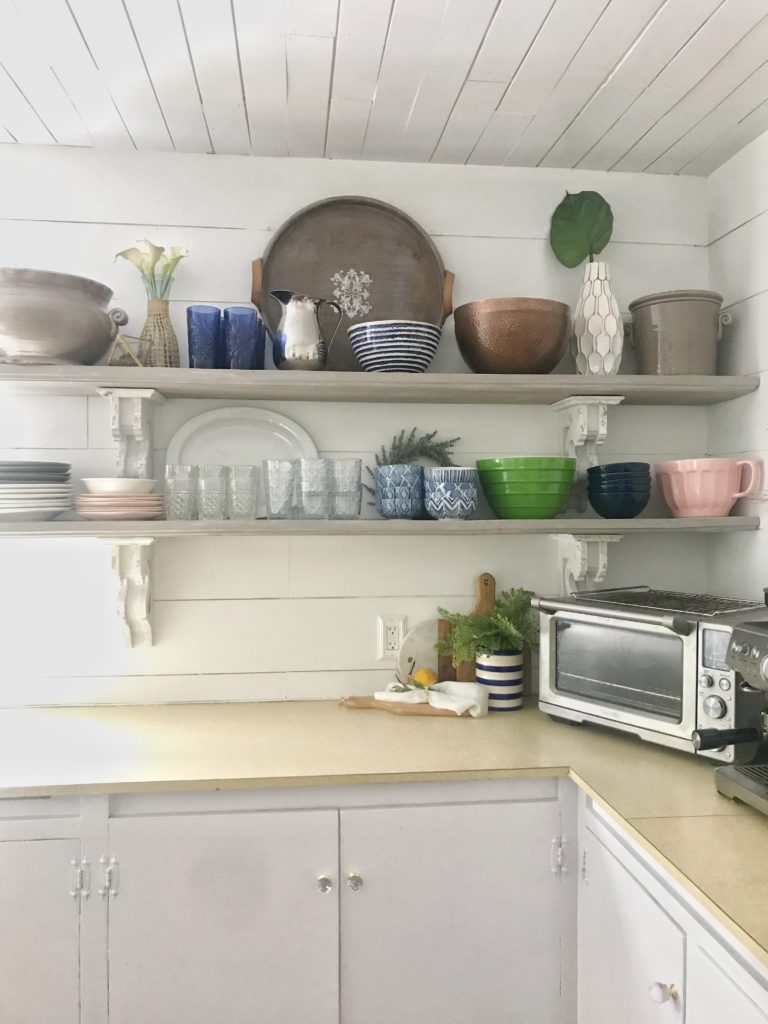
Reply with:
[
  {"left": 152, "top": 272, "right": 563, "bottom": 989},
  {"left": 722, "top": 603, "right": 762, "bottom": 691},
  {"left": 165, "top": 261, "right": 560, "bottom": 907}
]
[{"left": 532, "top": 597, "right": 694, "bottom": 636}]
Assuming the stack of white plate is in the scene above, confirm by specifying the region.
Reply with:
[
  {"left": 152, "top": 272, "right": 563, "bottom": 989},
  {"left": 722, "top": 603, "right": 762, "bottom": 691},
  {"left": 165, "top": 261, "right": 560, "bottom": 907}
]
[
  {"left": 0, "top": 461, "right": 72, "bottom": 521},
  {"left": 76, "top": 478, "right": 164, "bottom": 521}
]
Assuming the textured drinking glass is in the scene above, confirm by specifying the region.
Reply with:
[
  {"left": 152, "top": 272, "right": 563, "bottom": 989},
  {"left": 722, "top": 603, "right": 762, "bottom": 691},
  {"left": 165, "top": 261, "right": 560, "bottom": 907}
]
[
  {"left": 196, "top": 464, "right": 227, "bottom": 519},
  {"left": 296, "top": 459, "right": 331, "bottom": 519},
  {"left": 263, "top": 460, "right": 296, "bottom": 518},
  {"left": 226, "top": 464, "right": 258, "bottom": 520},
  {"left": 165, "top": 464, "right": 198, "bottom": 520},
  {"left": 186, "top": 305, "right": 222, "bottom": 369},
  {"left": 222, "top": 306, "right": 266, "bottom": 370},
  {"left": 330, "top": 458, "right": 362, "bottom": 519}
]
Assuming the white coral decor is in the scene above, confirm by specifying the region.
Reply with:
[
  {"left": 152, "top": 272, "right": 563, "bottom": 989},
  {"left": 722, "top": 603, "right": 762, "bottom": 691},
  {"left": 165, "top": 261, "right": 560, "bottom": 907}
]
[{"left": 571, "top": 261, "right": 623, "bottom": 375}]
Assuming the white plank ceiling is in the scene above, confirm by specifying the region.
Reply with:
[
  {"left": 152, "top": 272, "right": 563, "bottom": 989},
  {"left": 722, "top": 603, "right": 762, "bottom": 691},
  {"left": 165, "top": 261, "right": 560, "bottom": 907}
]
[{"left": 2, "top": 0, "right": 768, "bottom": 175}]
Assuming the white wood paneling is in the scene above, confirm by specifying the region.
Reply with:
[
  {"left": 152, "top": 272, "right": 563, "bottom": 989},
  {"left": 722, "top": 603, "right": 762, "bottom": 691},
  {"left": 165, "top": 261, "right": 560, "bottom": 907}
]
[
  {"left": 123, "top": 0, "right": 211, "bottom": 154},
  {"left": 66, "top": 0, "right": 172, "bottom": 151},
  {"left": 177, "top": 0, "right": 250, "bottom": 155},
  {"left": 0, "top": 0, "right": 766, "bottom": 170},
  {"left": 580, "top": 0, "right": 768, "bottom": 171},
  {"left": 13, "top": 0, "right": 131, "bottom": 149}
]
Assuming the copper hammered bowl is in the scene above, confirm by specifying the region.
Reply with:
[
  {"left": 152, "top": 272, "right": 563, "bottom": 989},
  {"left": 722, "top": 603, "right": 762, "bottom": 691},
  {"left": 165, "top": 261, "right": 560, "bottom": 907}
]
[{"left": 454, "top": 297, "right": 570, "bottom": 374}]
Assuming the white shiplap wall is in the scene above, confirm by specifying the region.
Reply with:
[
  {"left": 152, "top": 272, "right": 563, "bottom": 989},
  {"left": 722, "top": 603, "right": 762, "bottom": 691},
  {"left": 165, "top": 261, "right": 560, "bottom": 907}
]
[
  {"left": 707, "top": 128, "right": 768, "bottom": 599},
  {"left": 0, "top": 146, "right": 717, "bottom": 706}
]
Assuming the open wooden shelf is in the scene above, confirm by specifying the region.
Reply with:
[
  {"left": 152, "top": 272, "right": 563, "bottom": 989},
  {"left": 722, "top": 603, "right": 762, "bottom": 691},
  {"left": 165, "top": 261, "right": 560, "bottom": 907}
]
[
  {"left": 0, "top": 366, "right": 757, "bottom": 405},
  {"left": 0, "top": 516, "right": 758, "bottom": 539}
]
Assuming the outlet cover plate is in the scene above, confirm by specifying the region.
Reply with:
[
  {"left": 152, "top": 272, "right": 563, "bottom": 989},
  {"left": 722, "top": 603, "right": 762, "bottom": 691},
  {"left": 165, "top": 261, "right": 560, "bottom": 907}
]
[{"left": 377, "top": 615, "right": 407, "bottom": 661}]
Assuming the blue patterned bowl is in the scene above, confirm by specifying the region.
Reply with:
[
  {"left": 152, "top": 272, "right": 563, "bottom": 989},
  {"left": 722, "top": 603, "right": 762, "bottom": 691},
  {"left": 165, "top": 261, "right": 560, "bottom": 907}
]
[
  {"left": 374, "top": 464, "right": 424, "bottom": 519},
  {"left": 348, "top": 320, "right": 441, "bottom": 373},
  {"left": 424, "top": 467, "right": 479, "bottom": 520}
]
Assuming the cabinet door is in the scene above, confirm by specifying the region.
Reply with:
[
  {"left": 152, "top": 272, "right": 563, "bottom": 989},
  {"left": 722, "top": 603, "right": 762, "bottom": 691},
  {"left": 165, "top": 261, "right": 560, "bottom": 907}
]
[
  {"left": 0, "top": 838, "right": 81, "bottom": 1024},
  {"left": 107, "top": 809, "right": 338, "bottom": 1024},
  {"left": 687, "top": 943, "right": 768, "bottom": 1023},
  {"left": 579, "top": 832, "right": 684, "bottom": 1023},
  {"left": 340, "top": 800, "right": 562, "bottom": 1024}
]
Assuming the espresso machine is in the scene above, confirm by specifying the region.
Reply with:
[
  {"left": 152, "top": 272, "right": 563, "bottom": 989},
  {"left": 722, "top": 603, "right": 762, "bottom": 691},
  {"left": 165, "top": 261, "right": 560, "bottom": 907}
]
[{"left": 715, "top": 611, "right": 768, "bottom": 815}]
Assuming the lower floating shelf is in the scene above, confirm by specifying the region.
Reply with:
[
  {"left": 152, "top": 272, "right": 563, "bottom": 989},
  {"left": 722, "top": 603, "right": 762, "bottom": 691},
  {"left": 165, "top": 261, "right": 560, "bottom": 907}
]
[{"left": 0, "top": 516, "right": 758, "bottom": 539}]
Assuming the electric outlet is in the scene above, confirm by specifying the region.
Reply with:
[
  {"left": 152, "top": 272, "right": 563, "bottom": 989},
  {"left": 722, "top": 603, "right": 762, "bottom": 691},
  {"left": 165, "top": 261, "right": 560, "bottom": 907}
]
[{"left": 377, "top": 615, "right": 407, "bottom": 660}]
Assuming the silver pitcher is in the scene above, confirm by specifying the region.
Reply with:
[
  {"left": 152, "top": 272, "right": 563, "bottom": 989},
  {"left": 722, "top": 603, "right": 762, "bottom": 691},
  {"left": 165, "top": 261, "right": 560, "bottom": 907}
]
[{"left": 270, "top": 290, "right": 343, "bottom": 370}]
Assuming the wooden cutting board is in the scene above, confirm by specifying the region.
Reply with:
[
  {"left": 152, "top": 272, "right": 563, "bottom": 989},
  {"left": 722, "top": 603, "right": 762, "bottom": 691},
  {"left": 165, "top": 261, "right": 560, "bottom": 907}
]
[
  {"left": 340, "top": 696, "right": 468, "bottom": 717},
  {"left": 438, "top": 572, "right": 496, "bottom": 683}
]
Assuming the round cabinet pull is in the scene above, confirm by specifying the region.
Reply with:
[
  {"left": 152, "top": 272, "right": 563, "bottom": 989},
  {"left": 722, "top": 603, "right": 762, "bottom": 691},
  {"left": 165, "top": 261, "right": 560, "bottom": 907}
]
[
  {"left": 317, "top": 876, "right": 333, "bottom": 894},
  {"left": 649, "top": 982, "right": 679, "bottom": 1004},
  {"left": 347, "top": 872, "right": 364, "bottom": 891}
]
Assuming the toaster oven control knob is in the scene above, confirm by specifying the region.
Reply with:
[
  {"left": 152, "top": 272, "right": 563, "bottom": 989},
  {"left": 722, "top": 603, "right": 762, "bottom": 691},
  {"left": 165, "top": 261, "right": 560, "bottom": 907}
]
[
  {"left": 760, "top": 656, "right": 768, "bottom": 682},
  {"left": 732, "top": 641, "right": 750, "bottom": 656},
  {"left": 703, "top": 695, "right": 727, "bottom": 719},
  {"left": 699, "top": 674, "right": 715, "bottom": 689}
]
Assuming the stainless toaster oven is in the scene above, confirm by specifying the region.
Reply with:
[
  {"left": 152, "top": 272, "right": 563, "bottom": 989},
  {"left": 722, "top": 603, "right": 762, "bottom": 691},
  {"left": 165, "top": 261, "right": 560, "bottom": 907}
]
[{"left": 533, "top": 587, "right": 768, "bottom": 764}]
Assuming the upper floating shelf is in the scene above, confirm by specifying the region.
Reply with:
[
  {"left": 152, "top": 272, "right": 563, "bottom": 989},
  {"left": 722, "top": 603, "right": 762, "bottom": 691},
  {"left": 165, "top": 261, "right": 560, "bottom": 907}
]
[
  {"left": 0, "top": 367, "right": 757, "bottom": 405},
  {"left": 0, "top": 517, "right": 758, "bottom": 540}
]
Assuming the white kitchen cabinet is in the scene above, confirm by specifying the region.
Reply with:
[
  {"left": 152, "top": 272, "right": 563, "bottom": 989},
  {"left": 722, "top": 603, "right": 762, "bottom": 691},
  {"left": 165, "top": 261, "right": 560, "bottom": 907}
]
[
  {"left": 579, "top": 828, "right": 685, "bottom": 1023},
  {"left": 687, "top": 942, "right": 768, "bottom": 1023},
  {"left": 340, "top": 800, "right": 564, "bottom": 1024},
  {"left": 106, "top": 809, "right": 339, "bottom": 1024},
  {"left": 0, "top": 837, "right": 82, "bottom": 1024}
]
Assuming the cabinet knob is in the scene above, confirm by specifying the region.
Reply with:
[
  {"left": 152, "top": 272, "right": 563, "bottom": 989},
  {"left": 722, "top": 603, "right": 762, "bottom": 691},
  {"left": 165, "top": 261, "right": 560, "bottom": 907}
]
[
  {"left": 317, "top": 876, "right": 333, "bottom": 894},
  {"left": 347, "top": 872, "right": 364, "bottom": 891},
  {"left": 649, "top": 982, "right": 679, "bottom": 1004}
]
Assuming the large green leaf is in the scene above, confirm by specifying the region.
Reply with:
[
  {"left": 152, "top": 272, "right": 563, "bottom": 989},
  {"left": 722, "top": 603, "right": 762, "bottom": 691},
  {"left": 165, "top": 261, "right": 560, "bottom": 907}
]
[{"left": 549, "top": 190, "right": 613, "bottom": 268}]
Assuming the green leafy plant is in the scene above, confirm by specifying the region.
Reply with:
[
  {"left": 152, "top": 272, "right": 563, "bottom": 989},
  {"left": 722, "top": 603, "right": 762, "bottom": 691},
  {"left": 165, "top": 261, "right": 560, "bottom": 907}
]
[
  {"left": 436, "top": 588, "right": 539, "bottom": 667},
  {"left": 115, "top": 239, "right": 188, "bottom": 299},
  {"left": 549, "top": 191, "right": 613, "bottom": 268},
  {"left": 364, "top": 428, "right": 460, "bottom": 496}
]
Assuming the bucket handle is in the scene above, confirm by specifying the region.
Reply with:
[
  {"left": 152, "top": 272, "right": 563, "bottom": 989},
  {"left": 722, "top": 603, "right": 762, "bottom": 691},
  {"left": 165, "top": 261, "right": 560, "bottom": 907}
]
[{"left": 717, "top": 310, "right": 732, "bottom": 342}]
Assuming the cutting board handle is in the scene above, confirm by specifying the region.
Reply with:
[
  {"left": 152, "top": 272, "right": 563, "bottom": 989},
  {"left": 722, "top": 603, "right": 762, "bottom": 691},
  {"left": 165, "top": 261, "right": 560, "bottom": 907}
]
[
  {"left": 251, "top": 258, "right": 263, "bottom": 310},
  {"left": 442, "top": 270, "right": 455, "bottom": 322},
  {"left": 474, "top": 571, "right": 496, "bottom": 616}
]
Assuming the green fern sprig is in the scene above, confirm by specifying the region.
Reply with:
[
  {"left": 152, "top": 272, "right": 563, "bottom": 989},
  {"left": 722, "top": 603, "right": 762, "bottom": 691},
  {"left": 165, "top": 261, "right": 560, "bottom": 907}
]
[{"left": 436, "top": 588, "right": 539, "bottom": 667}]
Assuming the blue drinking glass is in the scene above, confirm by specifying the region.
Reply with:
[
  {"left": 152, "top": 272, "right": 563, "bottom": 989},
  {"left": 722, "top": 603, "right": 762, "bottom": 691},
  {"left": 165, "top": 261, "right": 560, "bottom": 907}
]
[
  {"left": 222, "top": 306, "right": 265, "bottom": 370},
  {"left": 186, "top": 305, "right": 221, "bottom": 369}
]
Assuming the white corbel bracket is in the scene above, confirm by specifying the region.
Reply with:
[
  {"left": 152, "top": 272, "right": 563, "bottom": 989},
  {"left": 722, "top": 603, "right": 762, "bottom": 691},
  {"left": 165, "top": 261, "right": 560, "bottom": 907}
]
[
  {"left": 112, "top": 539, "right": 154, "bottom": 647},
  {"left": 551, "top": 395, "right": 624, "bottom": 512},
  {"left": 97, "top": 388, "right": 164, "bottom": 479},
  {"left": 552, "top": 534, "right": 622, "bottom": 594}
]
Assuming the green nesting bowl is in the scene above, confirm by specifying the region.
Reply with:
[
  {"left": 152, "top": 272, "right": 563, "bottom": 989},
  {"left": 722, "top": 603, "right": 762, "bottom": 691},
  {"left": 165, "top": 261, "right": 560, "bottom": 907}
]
[
  {"left": 476, "top": 456, "right": 576, "bottom": 471},
  {"left": 490, "top": 504, "right": 566, "bottom": 520},
  {"left": 478, "top": 468, "right": 576, "bottom": 484},
  {"left": 482, "top": 480, "right": 572, "bottom": 496},
  {"left": 488, "top": 494, "right": 566, "bottom": 509}
]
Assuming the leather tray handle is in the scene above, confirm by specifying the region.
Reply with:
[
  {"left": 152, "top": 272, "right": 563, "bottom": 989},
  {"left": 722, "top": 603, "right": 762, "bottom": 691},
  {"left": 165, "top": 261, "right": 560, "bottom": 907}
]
[
  {"left": 442, "top": 270, "right": 455, "bottom": 322},
  {"left": 251, "top": 258, "right": 263, "bottom": 310}
]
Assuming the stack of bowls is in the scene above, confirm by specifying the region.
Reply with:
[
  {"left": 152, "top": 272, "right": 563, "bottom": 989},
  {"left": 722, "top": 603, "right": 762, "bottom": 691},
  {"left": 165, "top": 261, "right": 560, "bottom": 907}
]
[
  {"left": 587, "top": 462, "right": 651, "bottom": 519},
  {"left": 476, "top": 457, "right": 576, "bottom": 519},
  {"left": 347, "top": 320, "right": 441, "bottom": 372}
]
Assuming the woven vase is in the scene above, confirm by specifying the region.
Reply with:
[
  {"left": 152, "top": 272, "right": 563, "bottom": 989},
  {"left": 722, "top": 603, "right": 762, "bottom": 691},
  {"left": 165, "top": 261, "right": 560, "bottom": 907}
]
[{"left": 139, "top": 299, "right": 180, "bottom": 368}]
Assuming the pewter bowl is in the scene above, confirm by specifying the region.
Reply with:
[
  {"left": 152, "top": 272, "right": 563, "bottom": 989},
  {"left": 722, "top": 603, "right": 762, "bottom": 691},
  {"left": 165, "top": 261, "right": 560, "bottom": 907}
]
[{"left": 0, "top": 268, "right": 127, "bottom": 365}]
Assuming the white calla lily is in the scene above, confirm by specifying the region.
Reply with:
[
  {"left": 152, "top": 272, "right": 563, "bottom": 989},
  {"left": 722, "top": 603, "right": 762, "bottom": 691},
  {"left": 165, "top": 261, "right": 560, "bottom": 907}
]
[
  {"left": 139, "top": 239, "right": 166, "bottom": 273},
  {"left": 115, "top": 246, "right": 152, "bottom": 274},
  {"left": 114, "top": 241, "right": 188, "bottom": 299},
  {"left": 157, "top": 247, "right": 188, "bottom": 277}
]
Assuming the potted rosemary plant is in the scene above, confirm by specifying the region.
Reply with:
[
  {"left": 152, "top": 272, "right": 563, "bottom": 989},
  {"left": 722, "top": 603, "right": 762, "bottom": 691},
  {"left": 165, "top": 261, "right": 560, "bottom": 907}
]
[
  {"left": 437, "top": 588, "right": 538, "bottom": 712},
  {"left": 367, "top": 428, "right": 459, "bottom": 519}
]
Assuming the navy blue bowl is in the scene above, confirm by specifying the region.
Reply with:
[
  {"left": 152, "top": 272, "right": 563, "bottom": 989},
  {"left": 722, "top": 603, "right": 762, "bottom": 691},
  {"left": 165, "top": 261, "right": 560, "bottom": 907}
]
[
  {"left": 588, "top": 490, "right": 650, "bottom": 519},
  {"left": 588, "top": 483, "right": 651, "bottom": 495},
  {"left": 587, "top": 462, "right": 651, "bottom": 476}
]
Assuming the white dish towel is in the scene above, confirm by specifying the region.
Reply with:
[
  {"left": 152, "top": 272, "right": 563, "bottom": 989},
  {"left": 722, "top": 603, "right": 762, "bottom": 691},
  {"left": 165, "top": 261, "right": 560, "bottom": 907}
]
[{"left": 373, "top": 681, "right": 489, "bottom": 717}]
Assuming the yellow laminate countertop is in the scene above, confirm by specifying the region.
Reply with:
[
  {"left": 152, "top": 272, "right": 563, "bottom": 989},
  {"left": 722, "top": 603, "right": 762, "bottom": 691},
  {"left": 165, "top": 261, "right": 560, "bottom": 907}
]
[{"left": 1, "top": 700, "right": 766, "bottom": 966}]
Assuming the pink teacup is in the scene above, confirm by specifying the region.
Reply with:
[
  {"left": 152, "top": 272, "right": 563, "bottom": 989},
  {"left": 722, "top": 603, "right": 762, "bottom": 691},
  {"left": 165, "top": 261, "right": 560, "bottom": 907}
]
[{"left": 656, "top": 458, "right": 762, "bottom": 518}]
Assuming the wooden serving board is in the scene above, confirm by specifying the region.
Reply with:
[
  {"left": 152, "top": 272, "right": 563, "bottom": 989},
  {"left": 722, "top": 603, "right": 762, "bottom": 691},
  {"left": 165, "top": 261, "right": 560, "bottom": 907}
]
[
  {"left": 438, "top": 572, "right": 496, "bottom": 682},
  {"left": 340, "top": 696, "right": 468, "bottom": 717}
]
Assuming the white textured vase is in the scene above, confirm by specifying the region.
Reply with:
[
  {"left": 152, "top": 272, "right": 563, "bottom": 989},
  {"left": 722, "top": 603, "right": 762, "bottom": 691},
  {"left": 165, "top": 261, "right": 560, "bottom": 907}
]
[{"left": 571, "top": 261, "right": 623, "bottom": 375}]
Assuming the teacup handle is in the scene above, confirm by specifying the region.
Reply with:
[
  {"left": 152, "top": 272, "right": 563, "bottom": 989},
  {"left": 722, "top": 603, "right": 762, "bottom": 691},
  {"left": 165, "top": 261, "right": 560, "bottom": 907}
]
[
  {"left": 734, "top": 459, "right": 761, "bottom": 498},
  {"left": 320, "top": 300, "right": 343, "bottom": 350}
]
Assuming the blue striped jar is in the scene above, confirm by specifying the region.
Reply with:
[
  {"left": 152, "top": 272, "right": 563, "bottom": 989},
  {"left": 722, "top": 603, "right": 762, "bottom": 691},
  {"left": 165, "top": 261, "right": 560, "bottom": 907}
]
[{"left": 475, "top": 650, "right": 524, "bottom": 712}]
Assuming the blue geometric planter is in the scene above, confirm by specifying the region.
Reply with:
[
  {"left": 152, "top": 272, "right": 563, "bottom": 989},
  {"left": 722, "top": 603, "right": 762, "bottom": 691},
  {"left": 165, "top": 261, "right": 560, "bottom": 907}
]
[
  {"left": 475, "top": 650, "right": 524, "bottom": 712},
  {"left": 424, "top": 467, "right": 479, "bottom": 519},
  {"left": 374, "top": 464, "right": 424, "bottom": 519}
]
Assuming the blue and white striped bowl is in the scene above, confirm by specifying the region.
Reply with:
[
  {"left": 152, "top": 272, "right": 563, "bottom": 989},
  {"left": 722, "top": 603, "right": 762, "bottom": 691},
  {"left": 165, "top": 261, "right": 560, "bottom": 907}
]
[
  {"left": 475, "top": 651, "right": 524, "bottom": 712},
  {"left": 348, "top": 320, "right": 441, "bottom": 373}
]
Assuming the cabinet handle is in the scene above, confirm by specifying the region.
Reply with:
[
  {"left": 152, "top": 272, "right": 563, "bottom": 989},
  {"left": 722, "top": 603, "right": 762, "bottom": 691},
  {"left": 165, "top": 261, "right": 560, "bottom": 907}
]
[
  {"left": 317, "top": 876, "right": 333, "bottom": 894},
  {"left": 649, "top": 982, "right": 679, "bottom": 1004},
  {"left": 347, "top": 872, "right": 364, "bottom": 891}
]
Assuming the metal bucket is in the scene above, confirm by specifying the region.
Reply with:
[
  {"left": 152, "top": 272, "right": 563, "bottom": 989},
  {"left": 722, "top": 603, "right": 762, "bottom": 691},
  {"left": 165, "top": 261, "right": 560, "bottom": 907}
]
[{"left": 627, "top": 289, "right": 730, "bottom": 375}]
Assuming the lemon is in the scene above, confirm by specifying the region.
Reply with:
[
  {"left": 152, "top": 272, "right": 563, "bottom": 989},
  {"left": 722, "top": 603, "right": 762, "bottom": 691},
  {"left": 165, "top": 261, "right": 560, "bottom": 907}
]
[{"left": 411, "top": 668, "right": 438, "bottom": 688}]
